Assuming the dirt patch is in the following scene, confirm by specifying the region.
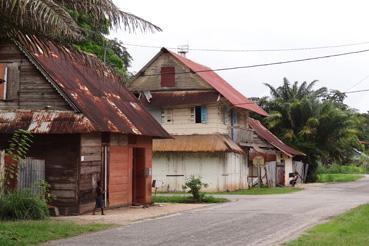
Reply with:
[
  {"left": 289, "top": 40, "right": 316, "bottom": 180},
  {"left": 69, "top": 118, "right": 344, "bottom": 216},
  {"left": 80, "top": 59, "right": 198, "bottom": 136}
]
[{"left": 54, "top": 203, "right": 208, "bottom": 225}]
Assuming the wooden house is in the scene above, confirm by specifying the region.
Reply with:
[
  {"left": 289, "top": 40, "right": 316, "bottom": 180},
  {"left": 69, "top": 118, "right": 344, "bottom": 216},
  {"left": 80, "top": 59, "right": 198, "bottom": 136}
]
[
  {"left": 130, "top": 48, "right": 306, "bottom": 191},
  {"left": 0, "top": 38, "right": 170, "bottom": 215},
  {"left": 246, "top": 118, "right": 305, "bottom": 186},
  {"left": 130, "top": 48, "right": 269, "bottom": 191}
]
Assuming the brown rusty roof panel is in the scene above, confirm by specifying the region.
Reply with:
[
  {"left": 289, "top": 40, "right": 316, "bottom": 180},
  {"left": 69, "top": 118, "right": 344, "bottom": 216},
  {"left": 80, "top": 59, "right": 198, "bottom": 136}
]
[
  {"left": 138, "top": 91, "right": 221, "bottom": 107},
  {"left": 17, "top": 39, "right": 170, "bottom": 138},
  {"left": 248, "top": 118, "right": 305, "bottom": 157},
  {"left": 153, "top": 134, "right": 244, "bottom": 154},
  {"left": 0, "top": 110, "right": 96, "bottom": 134}
]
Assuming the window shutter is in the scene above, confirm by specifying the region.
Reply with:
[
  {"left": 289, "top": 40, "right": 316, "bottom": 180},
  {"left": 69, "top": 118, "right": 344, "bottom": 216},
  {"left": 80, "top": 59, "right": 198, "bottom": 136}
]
[
  {"left": 190, "top": 107, "right": 195, "bottom": 122},
  {"left": 5, "top": 63, "right": 20, "bottom": 101},
  {"left": 0, "top": 64, "right": 6, "bottom": 100},
  {"left": 160, "top": 66, "right": 175, "bottom": 87},
  {"left": 231, "top": 110, "right": 237, "bottom": 125},
  {"left": 201, "top": 106, "right": 208, "bottom": 123}
]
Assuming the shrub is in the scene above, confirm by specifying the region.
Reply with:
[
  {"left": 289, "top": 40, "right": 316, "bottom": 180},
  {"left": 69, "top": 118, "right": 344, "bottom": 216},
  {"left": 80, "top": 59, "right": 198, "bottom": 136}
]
[
  {"left": 0, "top": 191, "right": 49, "bottom": 220},
  {"left": 183, "top": 176, "right": 208, "bottom": 202}
]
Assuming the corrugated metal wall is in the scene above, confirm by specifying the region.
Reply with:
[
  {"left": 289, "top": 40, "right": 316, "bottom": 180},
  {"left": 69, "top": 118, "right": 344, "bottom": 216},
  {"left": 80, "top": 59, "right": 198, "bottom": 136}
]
[{"left": 17, "top": 158, "right": 45, "bottom": 194}]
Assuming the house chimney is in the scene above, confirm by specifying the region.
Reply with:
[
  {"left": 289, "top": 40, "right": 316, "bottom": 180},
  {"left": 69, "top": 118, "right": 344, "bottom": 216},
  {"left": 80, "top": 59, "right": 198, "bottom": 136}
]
[{"left": 177, "top": 45, "right": 189, "bottom": 57}]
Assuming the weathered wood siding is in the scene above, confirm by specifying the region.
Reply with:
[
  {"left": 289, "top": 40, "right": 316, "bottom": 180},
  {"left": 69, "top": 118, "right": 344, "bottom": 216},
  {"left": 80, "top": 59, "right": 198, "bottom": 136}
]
[
  {"left": 25, "top": 135, "right": 80, "bottom": 215},
  {"left": 0, "top": 43, "right": 71, "bottom": 110},
  {"left": 130, "top": 53, "right": 212, "bottom": 91},
  {"left": 162, "top": 104, "right": 229, "bottom": 135},
  {"left": 79, "top": 133, "right": 102, "bottom": 214}
]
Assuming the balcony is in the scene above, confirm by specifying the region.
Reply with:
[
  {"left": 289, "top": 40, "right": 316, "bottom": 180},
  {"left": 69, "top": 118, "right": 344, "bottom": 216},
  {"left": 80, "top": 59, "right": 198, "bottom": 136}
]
[{"left": 231, "top": 127, "right": 254, "bottom": 144}]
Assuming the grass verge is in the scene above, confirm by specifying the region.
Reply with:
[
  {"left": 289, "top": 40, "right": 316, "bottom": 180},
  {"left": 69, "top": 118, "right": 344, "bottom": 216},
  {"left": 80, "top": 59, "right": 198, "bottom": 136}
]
[
  {"left": 286, "top": 204, "right": 369, "bottom": 246},
  {"left": 212, "top": 187, "right": 303, "bottom": 195},
  {"left": 0, "top": 219, "right": 114, "bottom": 246},
  {"left": 317, "top": 174, "right": 364, "bottom": 183},
  {"left": 153, "top": 195, "right": 229, "bottom": 203}
]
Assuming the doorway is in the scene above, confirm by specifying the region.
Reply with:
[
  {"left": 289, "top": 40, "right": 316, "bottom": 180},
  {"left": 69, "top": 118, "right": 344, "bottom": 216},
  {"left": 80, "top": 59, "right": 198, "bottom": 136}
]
[{"left": 132, "top": 148, "right": 146, "bottom": 204}]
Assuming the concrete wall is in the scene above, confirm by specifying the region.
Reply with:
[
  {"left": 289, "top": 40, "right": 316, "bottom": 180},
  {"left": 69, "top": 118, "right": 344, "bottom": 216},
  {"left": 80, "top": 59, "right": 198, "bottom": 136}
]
[{"left": 152, "top": 152, "right": 248, "bottom": 192}]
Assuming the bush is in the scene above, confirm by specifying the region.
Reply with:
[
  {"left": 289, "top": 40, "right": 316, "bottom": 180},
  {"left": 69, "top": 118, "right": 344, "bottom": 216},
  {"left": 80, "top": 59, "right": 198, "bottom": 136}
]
[
  {"left": 0, "top": 191, "right": 49, "bottom": 220},
  {"left": 183, "top": 176, "right": 208, "bottom": 202}
]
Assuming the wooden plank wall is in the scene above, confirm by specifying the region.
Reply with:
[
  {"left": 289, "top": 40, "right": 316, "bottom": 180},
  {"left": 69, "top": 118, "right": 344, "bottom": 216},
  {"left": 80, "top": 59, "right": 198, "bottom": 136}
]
[
  {"left": 17, "top": 158, "right": 45, "bottom": 194},
  {"left": 79, "top": 134, "right": 102, "bottom": 214},
  {"left": 108, "top": 145, "right": 132, "bottom": 207},
  {"left": 0, "top": 43, "right": 71, "bottom": 110},
  {"left": 130, "top": 53, "right": 212, "bottom": 91},
  {"left": 26, "top": 134, "right": 80, "bottom": 215}
]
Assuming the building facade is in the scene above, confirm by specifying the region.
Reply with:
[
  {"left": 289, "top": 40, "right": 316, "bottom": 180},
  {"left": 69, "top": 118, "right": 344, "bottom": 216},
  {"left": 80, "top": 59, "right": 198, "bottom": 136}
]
[{"left": 0, "top": 38, "right": 170, "bottom": 215}]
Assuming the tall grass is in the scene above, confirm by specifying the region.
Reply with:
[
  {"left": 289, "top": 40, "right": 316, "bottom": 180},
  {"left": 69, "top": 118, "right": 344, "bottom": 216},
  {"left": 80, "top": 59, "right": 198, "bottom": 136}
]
[
  {"left": 0, "top": 191, "right": 49, "bottom": 220},
  {"left": 317, "top": 164, "right": 368, "bottom": 174}
]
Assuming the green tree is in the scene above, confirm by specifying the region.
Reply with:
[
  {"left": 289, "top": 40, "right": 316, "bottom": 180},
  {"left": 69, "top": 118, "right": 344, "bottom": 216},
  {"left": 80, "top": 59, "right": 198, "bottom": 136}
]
[
  {"left": 0, "top": 0, "right": 160, "bottom": 41},
  {"left": 260, "top": 78, "right": 361, "bottom": 181},
  {"left": 0, "top": 0, "right": 161, "bottom": 81}
]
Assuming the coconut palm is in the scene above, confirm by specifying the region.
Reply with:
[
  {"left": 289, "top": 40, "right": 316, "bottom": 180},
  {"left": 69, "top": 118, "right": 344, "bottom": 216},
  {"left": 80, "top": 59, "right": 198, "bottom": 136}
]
[{"left": 0, "top": 0, "right": 161, "bottom": 41}]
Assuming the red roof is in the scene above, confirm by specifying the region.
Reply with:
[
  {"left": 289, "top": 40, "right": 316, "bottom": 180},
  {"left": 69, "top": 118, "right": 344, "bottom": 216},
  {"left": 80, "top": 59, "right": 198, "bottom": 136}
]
[
  {"left": 15, "top": 38, "right": 170, "bottom": 138},
  {"left": 248, "top": 118, "right": 305, "bottom": 157},
  {"left": 165, "top": 48, "right": 268, "bottom": 116}
]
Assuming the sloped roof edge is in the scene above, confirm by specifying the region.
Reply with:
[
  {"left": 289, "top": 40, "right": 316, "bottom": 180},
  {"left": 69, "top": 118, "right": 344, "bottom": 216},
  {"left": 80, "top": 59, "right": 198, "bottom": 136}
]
[{"left": 248, "top": 118, "right": 305, "bottom": 157}]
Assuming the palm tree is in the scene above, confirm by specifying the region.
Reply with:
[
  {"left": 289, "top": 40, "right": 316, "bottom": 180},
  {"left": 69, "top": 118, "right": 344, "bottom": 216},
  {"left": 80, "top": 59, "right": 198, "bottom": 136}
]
[
  {"left": 264, "top": 78, "right": 327, "bottom": 101},
  {"left": 0, "top": 0, "right": 161, "bottom": 42}
]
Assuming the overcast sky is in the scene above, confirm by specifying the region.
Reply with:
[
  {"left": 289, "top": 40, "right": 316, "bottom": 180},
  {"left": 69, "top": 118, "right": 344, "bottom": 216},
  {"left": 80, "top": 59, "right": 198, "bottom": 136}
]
[{"left": 111, "top": 0, "right": 369, "bottom": 113}]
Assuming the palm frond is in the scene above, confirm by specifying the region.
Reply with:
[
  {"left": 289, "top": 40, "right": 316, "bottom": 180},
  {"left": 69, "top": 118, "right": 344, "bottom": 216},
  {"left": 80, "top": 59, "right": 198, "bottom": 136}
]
[
  {"left": 58, "top": 0, "right": 162, "bottom": 32},
  {"left": 0, "top": 0, "right": 82, "bottom": 40},
  {"left": 264, "top": 83, "right": 280, "bottom": 99}
]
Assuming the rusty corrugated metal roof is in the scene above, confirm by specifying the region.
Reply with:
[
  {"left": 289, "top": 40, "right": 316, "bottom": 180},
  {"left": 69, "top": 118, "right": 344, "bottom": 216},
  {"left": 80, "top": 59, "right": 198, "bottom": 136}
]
[
  {"left": 153, "top": 134, "right": 244, "bottom": 154},
  {"left": 16, "top": 39, "right": 170, "bottom": 138},
  {"left": 0, "top": 110, "right": 95, "bottom": 134},
  {"left": 163, "top": 48, "right": 268, "bottom": 116},
  {"left": 248, "top": 118, "right": 305, "bottom": 157},
  {"left": 139, "top": 91, "right": 220, "bottom": 107}
]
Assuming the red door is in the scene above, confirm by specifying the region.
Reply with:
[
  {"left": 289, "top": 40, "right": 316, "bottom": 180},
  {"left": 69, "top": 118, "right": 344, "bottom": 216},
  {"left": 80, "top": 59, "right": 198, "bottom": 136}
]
[{"left": 108, "top": 146, "right": 132, "bottom": 207}]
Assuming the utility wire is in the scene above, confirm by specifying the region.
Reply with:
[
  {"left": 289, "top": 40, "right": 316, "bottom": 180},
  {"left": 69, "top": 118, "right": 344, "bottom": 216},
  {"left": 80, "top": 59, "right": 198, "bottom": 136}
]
[
  {"left": 142, "top": 48, "right": 369, "bottom": 77},
  {"left": 124, "top": 41, "right": 369, "bottom": 53},
  {"left": 343, "top": 88, "right": 369, "bottom": 94},
  {"left": 346, "top": 73, "right": 369, "bottom": 91}
]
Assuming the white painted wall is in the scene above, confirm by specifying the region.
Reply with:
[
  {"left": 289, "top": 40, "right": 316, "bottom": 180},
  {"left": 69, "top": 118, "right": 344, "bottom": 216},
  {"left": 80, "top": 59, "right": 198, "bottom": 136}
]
[{"left": 152, "top": 152, "right": 248, "bottom": 192}]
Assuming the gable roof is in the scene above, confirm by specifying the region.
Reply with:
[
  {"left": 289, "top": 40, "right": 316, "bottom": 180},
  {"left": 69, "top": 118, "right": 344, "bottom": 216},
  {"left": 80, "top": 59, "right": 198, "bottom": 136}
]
[
  {"left": 248, "top": 118, "right": 305, "bottom": 157},
  {"left": 15, "top": 39, "right": 170, "bottom": 138},
  {"left": 135, "top": 48, "right": 268, "bottom": 116}
]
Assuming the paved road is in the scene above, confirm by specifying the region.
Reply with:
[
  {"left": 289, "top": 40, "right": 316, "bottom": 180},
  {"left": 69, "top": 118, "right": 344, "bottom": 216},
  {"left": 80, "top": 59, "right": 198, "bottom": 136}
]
[{"left": 45, "top": 176, "right": 369, "bottom": 246}]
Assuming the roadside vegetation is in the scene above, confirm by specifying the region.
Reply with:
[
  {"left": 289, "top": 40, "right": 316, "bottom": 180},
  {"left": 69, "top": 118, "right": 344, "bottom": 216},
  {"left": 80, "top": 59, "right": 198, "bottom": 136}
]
[
  {"left": 316, "top": 163, "right": 367, "bottom": 183},
  {"left": 0, "top": 220, "right": 114, "bottom": 246},
  {"left": 255, "top": 78, "right": 369, "bottom": 182},
  {"left": 317, "top": 174, "right": 364, "bottom": 183},
  {"left": 154, "top": 176, "right": 229, "bottom": 203},
  {"left": 287, "top": 204, "right": 369, "bottom": 246}
]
